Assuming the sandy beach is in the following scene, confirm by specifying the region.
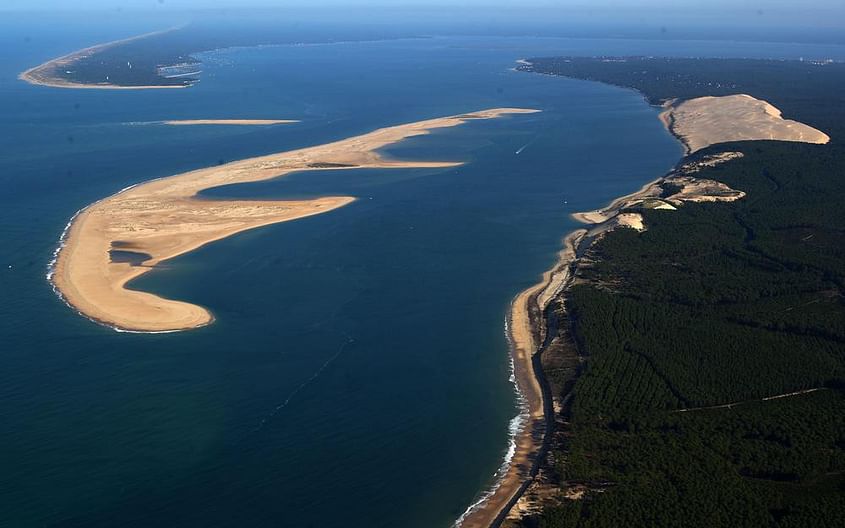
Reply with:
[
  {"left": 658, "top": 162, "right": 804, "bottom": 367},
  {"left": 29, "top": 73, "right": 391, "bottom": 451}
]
[
  {"left": 570, "top": 177, "right": 664, "bottom": 225},
  {"left": 51, "top": 108, "right": 538, "bottom": 333},
  {"left": 163, "top": 119, "right": 300, "bottom": 126},
  {"left": 459, "top": 230, "right": 585, "bottom": 528}
]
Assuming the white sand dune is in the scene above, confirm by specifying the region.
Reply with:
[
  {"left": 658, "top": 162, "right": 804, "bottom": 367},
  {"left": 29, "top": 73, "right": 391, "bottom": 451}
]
[{"left": 662, "top": 94, "right": 830, "bottom": 153}]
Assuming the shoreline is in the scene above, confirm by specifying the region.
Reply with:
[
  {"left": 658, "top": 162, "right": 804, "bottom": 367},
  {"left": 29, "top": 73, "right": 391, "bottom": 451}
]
[
  {"left": 484, "top": 61, "right": 829, "bottom": 526},
  {"left": 51, "top": 108, "right": 539, "bottom": 333},
  {"left": 498, "top": 56, "right": 845, "bottom": 527},
  {"left": 462, "top": 62, "right": 717, "bottom": 527},
  {"left": 457, "top": 71, "right": 687, "bottom": 526},
  {"left": 19, "top": 79, "right": 188, "bottom": 90},
  {"left": 19, "top": 32, "right": 427, "bottom": 91},
  {"left": 457, "top": 95, "right": 678, "bottom": 525},
  {"left": 569, "top": 176, "right": 664, "bottom": 226},
  {"left": 464, "top": 179, "right": 666, "bottom": 528},
  {"left": 457, "top": 229, "right": 585, "bottom": 528}
]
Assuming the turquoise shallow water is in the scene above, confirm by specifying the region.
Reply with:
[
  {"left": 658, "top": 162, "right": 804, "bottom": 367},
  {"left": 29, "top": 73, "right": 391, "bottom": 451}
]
[{"left": 3, "top": 18, "right": 845, "bottom": 528}]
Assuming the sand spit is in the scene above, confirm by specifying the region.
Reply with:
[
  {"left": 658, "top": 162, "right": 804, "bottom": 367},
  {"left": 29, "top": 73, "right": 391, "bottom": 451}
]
[
  {"left": 458, "top": 229, "right": 585, "bottom": 528},
  {"left": 19, "top": 28, "right": 186, "bottom": 90},
  {"left": 661, "top": 94, "right": 830, "bottom": 154},
  {"left": 163, "top": 120, "right": 300, "bottom": 126},
  {"left": 51, "top": 108, "right": 538, "bottom": 333}
]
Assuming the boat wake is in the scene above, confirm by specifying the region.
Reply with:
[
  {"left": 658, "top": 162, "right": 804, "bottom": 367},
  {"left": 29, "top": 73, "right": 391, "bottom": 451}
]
[
  {"left": 251, "top": 334, "right": 355, "bottom": 434},
  {"left": 515, "top": 136, "right": 538, "bottom": 155}
]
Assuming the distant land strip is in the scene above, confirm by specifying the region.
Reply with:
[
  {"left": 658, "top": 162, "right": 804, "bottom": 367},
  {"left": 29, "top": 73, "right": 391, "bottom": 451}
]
[
  {"left": 17, "top": 27, "right": 432, "bottom": 91},
  {"left": 18, "top": 27, "right": 190, "bottom": 89}
]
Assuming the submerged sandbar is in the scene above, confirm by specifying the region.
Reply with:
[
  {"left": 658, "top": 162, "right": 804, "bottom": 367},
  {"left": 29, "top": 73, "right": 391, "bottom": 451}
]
[
  {"left": 51, "top": 108, "right": 539, "bottom": 333},
  {"left": 163, "top": 119, "right": 300, "bottom": 126}
]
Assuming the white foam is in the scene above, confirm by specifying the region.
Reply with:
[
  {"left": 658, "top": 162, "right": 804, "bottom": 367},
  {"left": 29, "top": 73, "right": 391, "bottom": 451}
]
[
  {"left": 453, "top": 315, "right": 530, "bottom": 527},
  {"left": 46, "top": 207, "right": 83, "bottom": 283},
  {"left": 45, "top": 180, "right": 198, "bottom": 335}
]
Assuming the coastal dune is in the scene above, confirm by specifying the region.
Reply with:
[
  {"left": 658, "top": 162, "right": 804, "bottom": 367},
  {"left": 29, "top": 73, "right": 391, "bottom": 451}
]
[
  {"left": 51, "top": 108, "right": 539, "bottom": 333},
  {"left": 662, "top": 94, "right": 830, "bottom": 153}
]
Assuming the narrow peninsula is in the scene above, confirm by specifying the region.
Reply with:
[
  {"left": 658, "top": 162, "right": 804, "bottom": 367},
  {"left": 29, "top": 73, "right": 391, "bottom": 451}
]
[
  {"left": 18, "top": 24, "right": 424, "bottom": 90},
  {"left": 19, "top": 28, "right": 194, "bottom": 90},
  {"left": 51, "top": 108, "right": 539, "bottom": 333}
]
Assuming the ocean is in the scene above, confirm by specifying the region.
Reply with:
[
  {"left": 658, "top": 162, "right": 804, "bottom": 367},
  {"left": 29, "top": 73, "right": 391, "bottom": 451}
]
[{"left": 2, "top": 15, "right": 845, "bottom": 528}]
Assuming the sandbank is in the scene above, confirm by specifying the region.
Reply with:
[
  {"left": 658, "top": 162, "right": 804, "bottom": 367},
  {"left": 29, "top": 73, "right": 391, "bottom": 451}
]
[
  {"left": 51, "top": 108, "right": 539, "bottom": 333},
  {"left": 162, "top": 119, "right": 300, "bottom": 126}
]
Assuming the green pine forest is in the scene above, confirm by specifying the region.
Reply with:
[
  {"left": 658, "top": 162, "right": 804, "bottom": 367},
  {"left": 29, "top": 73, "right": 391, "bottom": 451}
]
[{"left": 514, "top": 58, "right": 845, "bottom": 527}]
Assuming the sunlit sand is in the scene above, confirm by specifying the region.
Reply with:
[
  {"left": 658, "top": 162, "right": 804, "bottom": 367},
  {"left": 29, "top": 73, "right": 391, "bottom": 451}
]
[
  {"left": 661, "top": 94, "right": 830, "bottom": 153},
  {"left": 51, "top": 108, "right": 539, "bottom": 333},
  {"left": 163, "top": 119, "right": 299, "bottom": 126}
]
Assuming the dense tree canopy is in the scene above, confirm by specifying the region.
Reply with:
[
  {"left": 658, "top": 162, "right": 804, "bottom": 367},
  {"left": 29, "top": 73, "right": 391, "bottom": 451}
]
[{"left": 514, "top": 58, "right": 845, "bottom": 527}]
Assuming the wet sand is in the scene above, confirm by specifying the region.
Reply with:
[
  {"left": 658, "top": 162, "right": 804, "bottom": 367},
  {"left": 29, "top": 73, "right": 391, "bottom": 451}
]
[{"left": 51, "top": 108, "right": 539, "bottom": 333}]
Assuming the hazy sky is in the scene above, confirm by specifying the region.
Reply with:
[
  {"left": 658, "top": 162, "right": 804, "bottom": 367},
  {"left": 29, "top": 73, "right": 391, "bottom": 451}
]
[
  {"left": 3, "top": 0, "right": 844, "bottom": 33},
  {"left": 4, "top": 0, "right": 845, "bottom": 10}
]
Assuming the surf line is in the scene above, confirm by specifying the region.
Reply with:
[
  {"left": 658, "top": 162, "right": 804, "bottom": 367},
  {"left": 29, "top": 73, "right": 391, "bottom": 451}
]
[{"left": 454, "top": 316, "right": 530, "bottom": 527}]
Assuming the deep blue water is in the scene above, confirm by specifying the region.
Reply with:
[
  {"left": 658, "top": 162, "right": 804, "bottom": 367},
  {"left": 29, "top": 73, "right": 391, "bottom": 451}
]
[{"left": 3, "top": 16, "right": 845, "bottom": 528}]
